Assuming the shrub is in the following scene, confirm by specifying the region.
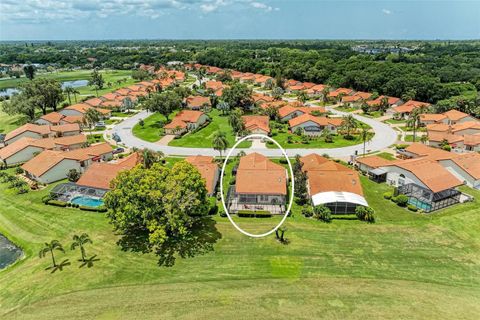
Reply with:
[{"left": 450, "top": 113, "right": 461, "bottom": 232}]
[
  {"left": 15, "top": 167, "right": 24, "bottom": 174},
  {"left": 208, "top": 197, "right": 218, "bottom": 215},
  {"left": 407, "top": 204, "right": 418, "bottom": 212},
  {"left": 313, "top": 205, "right": 331, "bottom": 222},
  {"left": 16, "top": 186, "right": 29, "bottom": 194},
  {"left": 279, "top": 159, "right": 288, "bottom": 164},
  {"left": 383, "top": 192, "right": 392, "bottom": 200},
  {"left": 47, "top": 200, "right": 68, "bottom": 207},
  {"left": 301, "top": 205, "right": 313, "bottom": 217},
  {"left": 229, "top": 177, "right": 236, "bottom": 185},
  {"left": 391, "top": 196, "right": 398, "bottom": 203},
  {"left": 79, "top": 205, "right": 106, "bottom": 212},
  {"left": 237, "top": 210, "right": 272, "bottom": 218},
  {"left": 396, "top": 194, "right": 409, "bottom": 207},
  {"left": 355, "top": 206, "right": 375, "bottom": 223}
]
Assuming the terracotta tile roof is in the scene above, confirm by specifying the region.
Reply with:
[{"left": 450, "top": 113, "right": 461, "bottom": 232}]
[
  {"left": 302, "top": 82, "right": 316, "bottom": 89},
  {"left": 289, "top": 84, "right": 306, "bottom": 91},
  {"left": 355, "top": 155, "right": 394, "bottom": 168},
  {"left": 403, "top": 143, "right": 455, "bottom": 161},
  {"left": 115, "top": 88, "right": 131, "bottom": 96},
  {"left": 101, "top": 100, "right": 123, "bottom": 108},
  {"left": 61, "top": 115, "right": 84, "bottom": 124},
  {"left": 254, "top": 75, "right": 272, "bottom": 84},
  {"left": 309, "top": 84, "right": 327, "bottom": 92},
  {"left": 366, "top": 96, "right": 401, "bottom": 107},
  {"left": 186, "top": 96, "right": 211, "bottom": 108},
  {"left": 50, "top": 123, "right": 81, "bottom": 134},
  {"left": 53, "top": 134, "right": 87, "bottom": 147},
  {"left": 21, "top": 150, "right": 65, "bottom": 177},
  {"left": 286, "top": 79, "right": 300, "bottom": 87},
  {"left": 420, "top": 113, "right": 447, "bottom": 122},
  {"left": 76, "top": 152, "right": 140, "bottom": 190},
  {"left": 443, "top": 109, "right": 472, "bottom": 121},
  {"left": 39, "top": 112, "right": 64, "bottom": 124},
  {"left": 426, "top": 123, "right": 450, "bottom": 132},
  {"left": 252, "top": 93, "right": 274, "bottom": 104},
  {"left": 451, "top": 121, "right": 480, "bottom": 133},
  {"left": 300, "top": 154, "right": 363, "bottom": 196},
  {"left": 236, "top": 153, "right": 287, "bottom": 195},
  {"left": 164, "top": 110, "right": 205, "bottom": 129},
  {"left": 61, "top": 142, "right": 113, "bottom": 161},
  {"left": 5, "top": 123, "right": 51, "bottom": 142},
  {"left": 205, "top": 80, "right": 223, "bottom": 90},
  {"left": 64, "top": 103, "right": 92, "bottom": 114},
  {"left": 84, "top": 98, "right": 103, "bottom": 107},
  {"left": 328, "top": 88, "right": 353, "bottom": 97},
  {"left": 288, "top": 114, "right": 341, "bottom": 128},
  {"left": 392, "top": 100, "right": 430, "bottom": 114},
  {"left": 242, "top": 115, "right": 270, "bottom": 133},
  {"left": 259, "top": 101, "right": 287, "bottom": 110},
  {"left": 0, "top": 137, "right": 40, "bottom": 160},
  {"left": 278, "top": 106, "right": 325, "bottom": 118},
  {"left": 464, "top": 133, "right": 480, "bottom": 146},
  {"left": 449, "top": 153, "right": 480, "bottom": 179},
  {"left": 342, "top": 95, "right": 362, "bottom": 103},
  {"left": 354, "top": 92, "right": 372, "bottom": 100},
  {"left": 427, "top": 131, "right": 464, "bottom": 144},
  {"left": 384, "top": 158, "right": 462, "bottom": 193},
  {"left": 186, "top": 156, "right": 218, "bottom": 195},
  {"left": 101, "top": 93, "right": 119, "bottom": 101}
]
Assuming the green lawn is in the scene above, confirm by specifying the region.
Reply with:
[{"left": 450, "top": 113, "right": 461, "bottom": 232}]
[
  {"left": 169, "top": 109, "right": 252, "bottom": 149},
  {"left": 404, "top": 134, "right": 425, "bottom": 142},
  {"left": 1, "top": 173, "right": 480, "bottom": 319},
  {"left": 132, "top": 112, "right": 169, "bottom": 142},
  {"left": 375, "top": 152, "right": 397, "bottom": 160},
  {"left": 385, "top": 118, "right": 406, "bottom": 124},
  {"left": 336, "top": 106, "right": 357, "bottom": 113},
  {"left": 0, "top": 109, "right": 27, "bottom": 134},
  {"left": 267, "top": 121, "right": 372, "bottom": 149}
]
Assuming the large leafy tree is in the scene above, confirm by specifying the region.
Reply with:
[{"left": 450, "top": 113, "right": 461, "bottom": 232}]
[
  {"left": 341, "top": 114, "right": 358, "bottom": 138},
  {"left": 144, "top": 91, "right": 182, "bottom": 121},
  {"left": 104, "top": 162, "right": 214, "bottom": 266},
  {"left": 9, "top": 78, "right": 65, "bottom": 115},
  {"left": 89, "top": 69, "right": 105, "bottom": 96},
  {"left": 2, "top": 94, "right": 36, "bottom": 121},
  {"left": 23, "top": 65, "right": 36, "bottom": 80},
  {"left": 222, "top": 82, "right": 253, "bottom": 110}
]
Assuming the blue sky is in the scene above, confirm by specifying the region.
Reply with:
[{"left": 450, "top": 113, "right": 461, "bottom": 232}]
[{"left": 0, "top": 1, "right": 479, "bottom": 40}]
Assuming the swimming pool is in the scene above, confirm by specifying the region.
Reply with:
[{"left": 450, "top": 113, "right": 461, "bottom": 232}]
[{"left": 70, "top": 196, "right": 104, "bottom": 208}]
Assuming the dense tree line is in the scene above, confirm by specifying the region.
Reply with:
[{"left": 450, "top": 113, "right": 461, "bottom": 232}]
[{"left": 1, "top": 40, "right": 479, "bottom": 108}]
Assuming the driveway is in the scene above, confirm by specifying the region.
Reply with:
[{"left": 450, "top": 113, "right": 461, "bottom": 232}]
[
  {"left": 156, "top": 135, "right": 176, "bottom": 146},
  {"left": 112, "top": 108, "right": 397, "bottom": 158}
]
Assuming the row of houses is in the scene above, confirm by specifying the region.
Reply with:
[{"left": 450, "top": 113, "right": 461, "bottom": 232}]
[{"left": 355, "top": 143, "right": 479, "bottom": 211}]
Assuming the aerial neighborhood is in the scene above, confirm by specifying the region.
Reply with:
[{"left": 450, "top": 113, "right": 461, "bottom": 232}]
[{"left": 0, "top": 38, "right": 479, "bottom": 319}]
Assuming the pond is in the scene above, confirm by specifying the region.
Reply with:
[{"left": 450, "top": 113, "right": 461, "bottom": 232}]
[
  {"left": 0, "top": 79, "right": 89, "bottom": 97},
  {"left": 0, "top": 233, "right": 23, "bottom": 269}
]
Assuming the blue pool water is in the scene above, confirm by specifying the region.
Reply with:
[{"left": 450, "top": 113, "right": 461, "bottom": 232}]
[
  {"left": 71, "top": 196, "right": 104, "bottom": 207},
  {"left": 408, "top": 198, "right": 432, "bottom": 211}
]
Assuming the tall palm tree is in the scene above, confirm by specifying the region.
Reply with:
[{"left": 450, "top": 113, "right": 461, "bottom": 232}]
[
  {"left": 71, "top": 88, "right": 80, "bottom": 103},
  {"left": 39, "top": 240, "right": 64, "bottom": 268},
  {"left": 407, "top": 107, "right": 426, "bottom": 143},
  {"left": 84, "top": 108, "right": 101, "bottom": 129},
  {"left": 341, "top": 114, "right": 357, "bottom": 138},
  {"left": 360, "top": 126, "right": 370, "bottom": 156},
  {"left": 212, "top": 131, "right": 229, "bottom": 158},
  {"left": 64, "top": 86, "right": 74, "bottom": 105},
  {"left": 71, "top": 233, "right": 92, "bottom": 262}
]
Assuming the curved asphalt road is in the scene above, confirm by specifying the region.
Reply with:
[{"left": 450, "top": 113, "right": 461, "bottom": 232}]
[{"left": 112, "top": 107, "right": 397, "bottom": 158}]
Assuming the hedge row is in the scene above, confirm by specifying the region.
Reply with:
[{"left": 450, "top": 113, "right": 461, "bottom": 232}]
[{"left": 237, "top": 210, "right": 272, "bottom": 218}]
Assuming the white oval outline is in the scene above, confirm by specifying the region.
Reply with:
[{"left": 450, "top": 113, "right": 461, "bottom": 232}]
[{"left": 219, "top": 133, "right": 295, "bottom": 238}]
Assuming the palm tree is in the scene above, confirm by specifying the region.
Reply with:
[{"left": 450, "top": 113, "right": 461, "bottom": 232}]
[
  {"left": 341, "top": 114, "right": 357, "bottom": 138},
  {"left": 420, "top": 134, "right": 429, "bottom": 144},
  {"left": 71, "top": 88, "right": 80, "bottom": 103},
  {"left": 71, "top": 233, "right": 92, "bottom": 262},
  {"left": 360, "top": 126, "right": 370, "bottom": 156},
  {"left": 39, "top": 240, "right": 64, "bottom": 268},
  {"left": 84, "top": 108, "right": 101, "bottom": 129},
  {"left": 140, "top": 148, "right": 164, "bottom": 169},
  {"left": 212, "top": 130, "right": 229, "bottom": 158},
  {"left": 64, "top": 86, "right": 74, "bottom": 105},
  {"left": 407, "top": 107, "right": 426, "bottom": 143}
]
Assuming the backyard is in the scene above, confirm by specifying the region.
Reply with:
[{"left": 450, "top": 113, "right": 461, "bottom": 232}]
[{"left": 1, "top": 171, "right": 479, "bottom": 319}]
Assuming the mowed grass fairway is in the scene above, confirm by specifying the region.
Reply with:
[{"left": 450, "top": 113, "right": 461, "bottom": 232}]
[{"left": 1, "top": 174, "right": 480, "bottom": 319}]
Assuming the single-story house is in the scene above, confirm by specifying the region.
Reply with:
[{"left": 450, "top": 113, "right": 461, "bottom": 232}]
[
  {"left": 185, "top": 155, "right": 219, "bottom": 196},
  {"left": 438, "top": 153, "right": 480, "bottom": 189},
  {"left": 278, "top": 105, "right": 326, "bottom": 122},
  {"left": 327, "top": 88, "right": 354, "bottom": 100},
  {"left": 3, "top": 123, "right": 53, "bottom": 145},
  {"left": 60, "top": 103, "right": 111, "bottom": 119},
  {"left": 301, "top": 154, "right": 368, "bottom": 214},
  {"left": 84, "top": 97, "right": 104, "bottom": 107},
  {"left": 366, "top": 96, "right": 402, "bottom": 110},
  {"left": 355, "top": 155, "right": 395, "bottom": 176},
  {"left": 242, "top": 116, "right": 270, "bottom": 136},
  {"left": 390, "top": 100, "right": 430, "bottom": 119},
  {"left": 420, "top": 110, "right": 478, "bottom": 126},
  {"left": 379, "top": 158, "right": 462, "bottom": 212},
  {"left": 463, "top": 133, "right": 480, "bottom": 152},
  {"left": 289, "top": 114, "right": 343, "bottom": 136},
  {"left": 420, "top": 113, "right": 448, "bottom": 126},
  {"left": 205, "top": 80, "right": 224, "bottom": 96},
  {"left": 76, "top": 152, "right": 140, "bottom": 190},
  {"left": 252, "top": 93, "right": 275, "bottom": 106},
  {"left": 306, "top": 84, "right": 328, "bottom": 97},
  {"left": 164, "top": 110, "right": 209, "bottom": 136},
  {"left": 396, "top": 143, "right": 454, "bottom": 161},
  {"left": 442, "top": 109, "right": 478, "bottom": 125},
  {"left": 50, "top": 123, "right": 81, "bottom": 137},
  {"left": 22, "top": 142, "right": 113, "bottom": 184},
  {"left": 228, "top": 153, "right": 288, "bottom": 214},
  {"left": 0, "top": 135, "right": 86, "bottom": 166},
  {"left": 239, "top": 73, "right": 256, "bottom": 83},
  {"left": 185, "top": 96, "right": 212, "bottom": 111},
  {"left": 36, "top": 112, "right": 64, "bottom": 126},
  {"left": 254, "top": 75, "right": 273, "bottom": 87}
]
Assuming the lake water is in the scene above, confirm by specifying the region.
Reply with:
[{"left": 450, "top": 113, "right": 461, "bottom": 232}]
[
  {"left": 0, "top": 233, "right": 23, "bottom": 269},
  {"left": 0, "top": 79, "right": 89, "bottom": 97}
]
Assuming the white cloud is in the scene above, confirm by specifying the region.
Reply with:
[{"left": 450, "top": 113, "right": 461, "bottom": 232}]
[
  {"left": 250, "top": 2, "right": 277, "bottom": 12},
  {"left": 382, "top": 8, "right": 392, "bottom": 15}
]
